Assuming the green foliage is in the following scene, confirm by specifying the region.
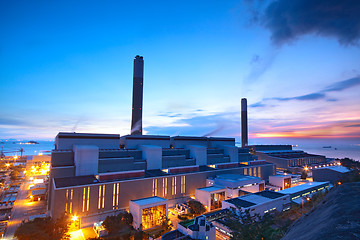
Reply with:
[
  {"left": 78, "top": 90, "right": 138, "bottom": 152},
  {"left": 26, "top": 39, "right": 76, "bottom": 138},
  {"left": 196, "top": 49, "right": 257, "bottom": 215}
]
[
  {"left": 300, "top": 171, "right": 307, "bottom": 179},
  {"left": 14, "top": 214, "right": 70, "bottom": 240},
  {"left": 226, "top": 209, "right": 273, "bottom": 240},
  {"left": 187, "top": 200, "right": 206, "bottom": 215},
  {"left": 102, "top": 212, "right": 133, "bottom": 234},
  {"left": 338, "top": 158, "right": 360, "bottom": 169}
]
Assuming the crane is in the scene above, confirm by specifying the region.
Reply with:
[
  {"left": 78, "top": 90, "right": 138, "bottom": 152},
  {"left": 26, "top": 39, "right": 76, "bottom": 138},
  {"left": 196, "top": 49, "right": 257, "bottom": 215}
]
[{"left": 1, "top": 146, "right": 24, "bottom": 159}]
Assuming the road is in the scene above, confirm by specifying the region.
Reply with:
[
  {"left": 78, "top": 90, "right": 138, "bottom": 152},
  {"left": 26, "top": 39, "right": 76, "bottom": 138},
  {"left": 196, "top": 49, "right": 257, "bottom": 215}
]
[{"left": 3, "top": 180, "right": 46, "bottom": 240}]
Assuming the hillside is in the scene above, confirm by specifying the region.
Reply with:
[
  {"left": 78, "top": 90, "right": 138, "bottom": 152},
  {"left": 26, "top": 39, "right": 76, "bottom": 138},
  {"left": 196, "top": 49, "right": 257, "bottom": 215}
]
[{"left": 282, "top": 182, "right": 360, "bottom": 240}]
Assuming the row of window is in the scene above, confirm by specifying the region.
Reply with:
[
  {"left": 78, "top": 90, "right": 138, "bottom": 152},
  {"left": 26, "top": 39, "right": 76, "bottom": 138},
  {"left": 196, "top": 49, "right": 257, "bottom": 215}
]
[
  {"left": 243, "top": 166, "right": 261, "bottom": 178},
  {"left": 153, "top": 176, "right": 186, "bottom": 197},
  {"left": 65, "top": 176, "right": 187, "bottom": 214}
]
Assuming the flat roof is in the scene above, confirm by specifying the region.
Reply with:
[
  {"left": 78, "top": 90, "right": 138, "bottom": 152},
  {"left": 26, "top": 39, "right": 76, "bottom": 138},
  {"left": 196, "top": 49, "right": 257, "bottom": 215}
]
[
  {"left": 314, "top": 165, "right": 350, "bottom": 173},
  {"left": 216, "top": 174, "right": 260, "bottom": 181},
  {"left": 121, "top": 135, "right": 170, "bottom": 140},
  {"left": 57, "top": 132, "right": 120, "bottom": 139},
  {"left": 279, "top": 182, "right": 329, "bottom": 195},
  {"left": 225, "top": 198, "right": 256, "bottom": 208},
  {"left": 255, "top": 190, "right": 287, "bottom": 199},
  {"left": 54, "top": 175, "right": 99, "bottom": 188},
  {"left": 240, "top": 194, "right": 272, "bottom": 205},
  {"left": 131, "top": 196, "right": 167, "bottom": 206},
  {"left": 196, "top": 186, "right": 225, "bottom": 192},
  {"left": 269, "top": 175, "right": 291, "bottom": 178}
]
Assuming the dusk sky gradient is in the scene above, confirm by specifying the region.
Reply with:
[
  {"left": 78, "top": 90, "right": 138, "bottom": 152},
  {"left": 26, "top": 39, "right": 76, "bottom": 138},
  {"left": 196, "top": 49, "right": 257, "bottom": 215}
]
[{"left": 1, "top": 0, "right": 360, "bottom": 143}]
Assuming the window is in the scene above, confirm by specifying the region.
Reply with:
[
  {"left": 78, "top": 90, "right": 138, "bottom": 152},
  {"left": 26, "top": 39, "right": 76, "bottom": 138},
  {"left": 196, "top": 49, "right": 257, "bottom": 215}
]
[
  {"left": 70, "top": 189, "right": 73, "bottom": 214},
  {"left": 102, "top": 185, "right": 105, "bottom": 208},
  {"left": 163, "top": 178, "right": 167, "bottom": 197},
  {"left": 152, "top": 179, "right": 158, "bottom": 196},
  {"left": 113, "top": 183, "right": 116, "bottom": 210},
  {"left": 82, "top": 187, "right": 86, "bottom": 212},
  {"left": 116, "top": 183, "right": 119, "bottom": 208},
  {"left": 181, "top": 176, "right": 185, "bottom": 194},
  {"left": 65, "top": 189, "right": 68, "bottom": 212},
  {"left": 87, "top": 187, "right": 90, "bottom": 211},
  {"left": 172, "top": 177, "right": 177, "bottom": 195},
  {"left": 98, "top": 185, "right": 102, "bottom": 209}
]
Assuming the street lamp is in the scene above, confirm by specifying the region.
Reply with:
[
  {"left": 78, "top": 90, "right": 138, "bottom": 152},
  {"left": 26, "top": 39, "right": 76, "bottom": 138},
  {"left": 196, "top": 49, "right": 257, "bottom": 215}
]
[{"left": 72, "top": 215, "right": 78, "bottom": 221}]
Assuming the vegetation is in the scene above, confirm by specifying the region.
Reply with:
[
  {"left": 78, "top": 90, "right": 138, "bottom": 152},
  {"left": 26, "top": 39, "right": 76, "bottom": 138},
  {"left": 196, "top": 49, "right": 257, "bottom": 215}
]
[
  {"left": 300, "top": 171, "right": 307, "bottom": 179},
  {"left": 187, "top": 200, "right": 206, "bottom": 215},
  {"left": 226, "top": 190, "right": 329, "bottom": 240},
  {"left": 14, "top": 214, "right": 70, "bottom": 240},
  {"left": 9, "top": 165, "right": 25, "bottom": 181},
  {"left": 102, "top": 212, "right": 133, "bottom": 234},
  {"left": 338, "top": 157, "right": 360, "bottom": 170}
]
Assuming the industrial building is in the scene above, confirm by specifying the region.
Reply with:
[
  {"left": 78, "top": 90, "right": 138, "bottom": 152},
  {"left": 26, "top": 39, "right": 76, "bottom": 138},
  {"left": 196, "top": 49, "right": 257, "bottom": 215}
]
[
  {"left": 47, "top": 56, "right": 278, "bottom": 232},
  {"left": 252, "top": 145, "right": 326, "bottom": 171},
  {"left": 222, "top": 190, "right": 290, "bottom": 217},
  {"left": 312, "top": 165, "right": 350, "bottom": 183},
  {"left": 48, "top": 133, "right": 276, "bottom": 228},
  {"left": 278, "top": 181, "right": 330, "bottom": 204}
]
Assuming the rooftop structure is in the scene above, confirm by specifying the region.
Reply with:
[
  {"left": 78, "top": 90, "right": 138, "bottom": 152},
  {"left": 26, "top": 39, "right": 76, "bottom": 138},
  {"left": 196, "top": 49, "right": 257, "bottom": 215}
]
[
  {"left": 222, "top": 190, "right": 290, "bottom": 216},
  {"left": 278, "top": 181, "right": 330, "bottom": 204},
  {"left": 253, "top": 146, "right": 326, "bottom": 171}
]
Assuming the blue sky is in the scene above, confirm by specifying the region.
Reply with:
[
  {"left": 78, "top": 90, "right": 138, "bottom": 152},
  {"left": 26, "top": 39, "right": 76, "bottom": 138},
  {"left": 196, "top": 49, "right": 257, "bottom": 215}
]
[{"left": 1, "top": 0, "right": 360, "bottom": 142}]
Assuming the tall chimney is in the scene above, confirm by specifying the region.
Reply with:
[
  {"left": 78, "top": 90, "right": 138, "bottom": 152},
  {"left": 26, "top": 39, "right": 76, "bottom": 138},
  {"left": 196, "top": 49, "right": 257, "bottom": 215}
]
[
  {"left": 241, "top": 98, "right": 248, "bottom": 147},
  {"left": 131, "top": 55, "right": 144, "bottom": 135}
]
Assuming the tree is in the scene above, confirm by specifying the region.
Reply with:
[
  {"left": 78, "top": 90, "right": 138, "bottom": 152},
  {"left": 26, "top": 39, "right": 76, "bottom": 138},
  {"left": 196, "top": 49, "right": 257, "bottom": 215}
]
[
  {"left": 187, "top": 200, "right": 206, "bottom": 215},
  {"left": 14, "top": 214, "right": 70, "bottom": 240},
  {"left": 300, "top": 171, "right": 307, "bottom": 179},
  {"left": 102, "top": 212, "right": 134, "bottom": 234},
  {"left": 225, "top": 208, "right": 273, "bottom": 240}
]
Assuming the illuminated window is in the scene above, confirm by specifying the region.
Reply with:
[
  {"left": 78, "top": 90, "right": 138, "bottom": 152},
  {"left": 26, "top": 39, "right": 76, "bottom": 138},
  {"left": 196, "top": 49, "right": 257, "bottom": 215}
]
[
  {"left": 116, "top": 183, "right": 119, "bottom": 208},
  {"left": 244, "top": 168, "right": 248, "bottom": 175},
  {"left": 152, "top": 179, "right": 158, "bottom": 196},
  {"left": 141, "top": 204, "right": 166, "bottom": 230},
  {"left": 82, "top": 187, "right": 86, "bottom": 212},
  {"left": 163, "top": 178, "right": 167, "bottom": 197},
  {"left": 65, "top": 189, "right": 69, "bottom": 212},
  {"left": 102, "top": 185, "right": 105, "bottom": 208},
  {"left": 113, "top": 184, "right": 115, "bottom": 206},
  {"left": 70, "top": 189, "right": 73, "bottom": 214},
  {"left": 181, "top": 176, "right": 185, "bottom": 194},
  {"left": 98, "top": 185, "right": 102, "bottom": 209},
  {"left": 172, "top": 177, "right": 177, "bottom": 195},
  {"left": 87, "top": 187, "right": 90, "bottom": 211}
]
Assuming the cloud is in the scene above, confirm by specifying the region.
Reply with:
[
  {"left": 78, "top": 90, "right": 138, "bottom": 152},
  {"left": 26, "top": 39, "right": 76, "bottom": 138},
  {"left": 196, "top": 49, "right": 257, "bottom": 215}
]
[
  {"left": 246, "top": 49, "right": 279, "bottom": 81},
  {"left": 258, "top": 0, "right": 360, "bottom": 46},
  {"left": 264, "top": 76, "right": 360, "bottom": 103},
  {"left": 345, "top": 124, "right": 360, "bottom": 128},
  {"left": 145, "top": 111, "right": 240, "bottom": 138},
  {"left": 324, "top": 76, "right": 360, "bottom": 91},
  {"left": 250, "top": 102, "right": 267, "bottom": 108}
]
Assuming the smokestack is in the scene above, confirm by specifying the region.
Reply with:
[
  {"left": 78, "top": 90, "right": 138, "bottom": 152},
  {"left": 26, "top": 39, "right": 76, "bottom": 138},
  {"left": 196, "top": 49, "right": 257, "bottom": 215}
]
[
  {"left": 131, "top": 55, "right": 144, "bottom": 135},
  {"left": 241, "top": 98, "right": 248, "bottom": 147}
]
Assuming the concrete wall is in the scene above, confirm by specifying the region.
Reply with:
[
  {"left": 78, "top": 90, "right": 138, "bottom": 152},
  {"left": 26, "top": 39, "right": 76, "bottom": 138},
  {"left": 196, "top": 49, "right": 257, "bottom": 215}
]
[
  {"left": 312, "top": 169, "right": 346, "bottom": 183},
  {"left": 73, "top": 145, "right": 99, "bottom": 176},
  {"left": 140, "top": 145, "right": 162, "bottom": 170},
  {"left": 56, "top": 134, "right": 120, "bottom": 150}
]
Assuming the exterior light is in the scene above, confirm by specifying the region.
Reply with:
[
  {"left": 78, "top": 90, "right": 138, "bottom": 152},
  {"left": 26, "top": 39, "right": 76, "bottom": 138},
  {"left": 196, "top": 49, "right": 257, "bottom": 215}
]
[
  {"left": 338, "top": 182, "right": 341, "bottom": 185},
  {"left": 304, "top": 167, "right": 309, "bottom": 171},
  {"left": 14, "top": 156, "right": 18, "bottom": 160},
  {"left": 30, "top": 195, "right": 33, "bottom": 199},
  {"left": 337, "top": 162, "right": 341, "bottom": 166},
  {"left": 306, "top": 197, "right": 310, "bottom": 201},
  {"left": 72, "top": 215, "right": 78, "bottom": 221},
  {"left": 5, "top": 163, "right": 10, "bottom": 167}
]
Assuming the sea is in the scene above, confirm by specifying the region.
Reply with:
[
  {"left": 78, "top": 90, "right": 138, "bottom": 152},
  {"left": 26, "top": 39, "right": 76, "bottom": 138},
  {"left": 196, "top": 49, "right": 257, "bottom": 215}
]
[{"left": 1, "top": 138, "right": 359, "bottom": 161}]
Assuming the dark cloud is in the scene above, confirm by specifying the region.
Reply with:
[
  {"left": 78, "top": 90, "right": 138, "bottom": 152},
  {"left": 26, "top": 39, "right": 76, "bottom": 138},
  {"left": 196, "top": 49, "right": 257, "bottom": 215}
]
[
  {"left": 345, "top": 124, "right": 360, "bottom": 128},
  {"left": 0, "top": 117, "right": 28, "bottom": 126},
  {"left": 324, "top": 77, "right": 360, "bottom": 91},
  {"left": 250, "top": 102, "right": 267, "bottom": 108},
  {"left": 264, "top": 76, "right": 360, "bottom": 102},
  {"left": 258, "top": 0, "right": 360, "bottom": 46}
]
